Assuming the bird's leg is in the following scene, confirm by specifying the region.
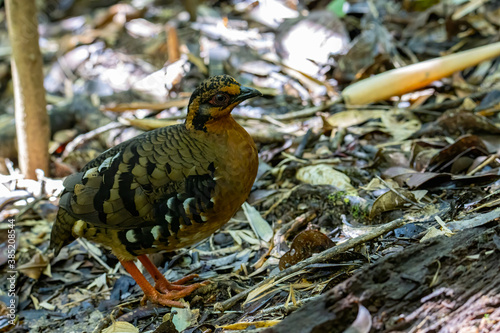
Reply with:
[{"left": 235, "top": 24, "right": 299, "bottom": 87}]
[
  {"left": 119, "top": 259, "right": 188, "bottom": 307},
  {"left": 137, "top": 254, "right": 208, "bottom": 294}
]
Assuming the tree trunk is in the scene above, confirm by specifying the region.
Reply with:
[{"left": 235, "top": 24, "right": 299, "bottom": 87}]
[{"left": 6, "top": 0, "right": 49, "bottom": 179}]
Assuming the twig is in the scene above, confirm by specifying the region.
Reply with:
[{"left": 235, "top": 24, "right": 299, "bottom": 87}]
[
  {"left": 294, "top": 129, "right": 313, "bottom": 158},
  {"left": 279, "top": 211, "right": 317, "bottom": 241},
  {"left": 341, "top": 104, "right": 392, "bottom": 110},
  {"left": 410, "top": 90, "right": 490, "bottom": 114},
  {"left": 101, "top": 99, "right": 189, "bottom": 113},
  {"left": 428, "top": 146, "right": 489, "bottom": 173},
  {"left": 342, "top": 43, "right": 500, "bottom": 105},
  {"left": 62, "top": 122, "right": 124, "bottom": 158},
  {"left": 467, "top": 154, "right": 498, "bottom": 176},
  {"left": 262, "top": 187, "right": 298, "bottom": 218},
  {"left": 271, "top": 101, "right": 337, "bottom": 121},
  {"left": 62, "top": 288, "right": 111, "bottom": 308},
  {"left": 16, "top": 196, "right": 43, "bottom": 219},
  {"left": 259, "top": 295, "right": 321, "bottom": 315},
  {"left": 0, "top": 193, "right": 32, "bottom": 212},
  {"left": 233, "top": 114, "right": 270, "bottom": 122},
  {"left": 117, "top": 305, "right": 170, "bottom": 323},
  {"left": 216, "top": 215, "right": 409, "bottom": 311},
  {"left": 77, "top": 238, "right": 112, "bottom": 272},
  {"left": 92, "top": 307, "right": 124, "bottom": 333}
]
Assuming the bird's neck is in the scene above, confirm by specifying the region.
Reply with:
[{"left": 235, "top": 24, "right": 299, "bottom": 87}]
[{"left": 202, "top": 114, "right": 240, "bottom": 134}]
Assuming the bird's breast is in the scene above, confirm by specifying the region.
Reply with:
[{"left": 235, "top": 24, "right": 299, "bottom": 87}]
[{"left": 158, "top": 119, "right": 258, "bottom": 250}]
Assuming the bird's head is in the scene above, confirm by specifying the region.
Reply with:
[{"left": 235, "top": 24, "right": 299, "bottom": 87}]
[{"left": 185, "top": 75, "right": 262, "bottom": 132}]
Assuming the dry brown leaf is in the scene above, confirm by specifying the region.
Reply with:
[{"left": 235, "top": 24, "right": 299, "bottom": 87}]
[
  {"left": 102, "top": 321, "right": 138, "bottom": 333},
  {"left": 279, "top": 230, "right": 335, "bottom": 270},
  {"left": 296, "top": 164, "right": 357, "bottom": 194},
  {"left": 369, "top": 189, "right": 417, "bottom": 220},
  {"left": 17, "top": 252, "right": 49, "bottom": 280}
]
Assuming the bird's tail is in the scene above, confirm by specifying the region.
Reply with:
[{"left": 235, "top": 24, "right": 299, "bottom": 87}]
[{"left": 49, "top": 208, "right": 76, "bottom": 256}]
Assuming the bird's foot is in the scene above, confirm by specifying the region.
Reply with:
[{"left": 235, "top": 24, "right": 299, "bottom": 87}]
[
  {"left": 140, "top": 279, "right": 210, "bottom": 308},
  {"left": 154, "top": 274, "right": 204, "bottom": 293},
  {"left": 120, "top": 258, "right": 209, "bottom": 308}
]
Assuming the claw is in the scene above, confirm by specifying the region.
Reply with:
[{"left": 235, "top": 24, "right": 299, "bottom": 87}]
[
  {"left": 141, "top": 280, "right": 209, "bottom": 307},
  {"left": 121, "top": 257, "right": 209, "bottom": 307},
  {"left": 155, "top": 274, "right": 208, "bottom": 292}
]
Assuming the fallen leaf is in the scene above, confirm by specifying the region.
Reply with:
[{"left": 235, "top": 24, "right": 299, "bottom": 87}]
[
  {"left": 427, "top": 134, "right": 488, "bottom": 173},
  {"left": 171, "top": 302, "right": 199, "bottom": 332},
  {"left": 343, "top": 304, "right": 372, "bottom": 333},
  {"left": 17, "top": 252, "right": 49, "bottom": 280},
  {"left": 102, "top": 321, "right": 138, "bottom": 333},
  {"left": 420, "top": 226, "right": 448, "bottom": 242},
  {"left": 369, "top": 189, "right": 417, "bottom": 220},
  {"left": 296, "top": 164, "right": 357, "bottom": 194},
  {"left": 279, "top": 230, "right": 335, "bottom": 270},
  {"left": 242, "top": 202, "right": 273, "bottom": 242},
  {"left": 87, "top": 273, "right": 108, "bottom": 291},
  {"left": 327, "top": 110, "right": 384, "bottom": 128}
]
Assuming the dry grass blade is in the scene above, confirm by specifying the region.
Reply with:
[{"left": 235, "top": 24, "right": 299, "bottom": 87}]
[
  {"left": 102, "top": 99, "right": 189, "bottom": 112},
  {"left": 272, "top": 101, "right": 337, "bottom": 120}
]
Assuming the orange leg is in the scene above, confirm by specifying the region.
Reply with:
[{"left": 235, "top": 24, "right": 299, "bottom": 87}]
[
  {"left": 120, "top": 259, "right": 207, "bottom": 308},
  {"left": 137, "top": 255, "right": 202, "bottom": 292}
]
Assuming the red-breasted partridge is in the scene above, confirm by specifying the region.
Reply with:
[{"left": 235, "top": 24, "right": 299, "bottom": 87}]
[{"left": 50, "top": 75, "right": 261, "bottom": 307}]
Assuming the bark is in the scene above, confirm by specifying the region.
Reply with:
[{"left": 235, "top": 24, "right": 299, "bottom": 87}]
[
  {"left": 6, "top": 0, "right": 50, "bottom": 179},
  {"left": 184, "top": 0, "right": 198, "bottom": 22},
  {"left": 263, "top": 225, "right": 500, "bottom": 333}
]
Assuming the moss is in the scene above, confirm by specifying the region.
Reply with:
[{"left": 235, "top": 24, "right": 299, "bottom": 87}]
[
  {"left": 328, "top": 191, "right": 347, "bottom": 202},
  {"left": 350, "top": 203, "right": 367, "bottom": 219},
  {"left": 328, "top": 191, "right": 367, "bottom": 219}
]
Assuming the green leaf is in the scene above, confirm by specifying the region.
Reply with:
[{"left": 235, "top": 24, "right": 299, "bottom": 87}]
[{"left": 327, "top": 0, "right": 346, "bottom": 18}]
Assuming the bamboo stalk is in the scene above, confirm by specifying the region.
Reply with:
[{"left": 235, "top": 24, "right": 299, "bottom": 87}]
[{"left": 342, "top": 42, "right": 500, "bottom": 106}]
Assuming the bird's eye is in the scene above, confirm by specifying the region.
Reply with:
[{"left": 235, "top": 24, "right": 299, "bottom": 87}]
[{"left": 209, "top": 93, "right": 230, "bottom": 106}]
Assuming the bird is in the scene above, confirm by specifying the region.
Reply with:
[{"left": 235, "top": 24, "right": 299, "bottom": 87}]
[{"left": 49, "top": 75, "right": 261, "bottom": 307}]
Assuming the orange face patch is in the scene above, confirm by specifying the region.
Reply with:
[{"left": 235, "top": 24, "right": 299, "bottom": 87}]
[{"left": 219, "top": 84, "right": 241, "bottom": 96}]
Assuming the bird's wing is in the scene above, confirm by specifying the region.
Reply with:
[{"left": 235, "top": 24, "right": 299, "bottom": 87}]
[{"left": 59, "top": 124, "right": 217, "bottom": 230}]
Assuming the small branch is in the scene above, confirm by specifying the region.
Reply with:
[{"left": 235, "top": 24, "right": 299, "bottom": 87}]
[
  {"left": 62, "top": 122, "right": 124, "bottom": 158},
  {"left": 467, "top": 154, "right": 499, "bottom": 176},
  {"left": 259, "top": 295, "right": 321, "bottom": 315},
  {"left": 101, "top": 99, "right": 189, "bottom": 113},
  {"left": 77, "top": 239, "right": 113, "bottom": 272},
  {"left": 411, "top": 90, "right": 490, "bottom": 114},
  {"left": 216, "top": 215, "right": 409, "bottom": 311},
  {"left": 272, "top": 101, "right": 337, "bottom": 121}
]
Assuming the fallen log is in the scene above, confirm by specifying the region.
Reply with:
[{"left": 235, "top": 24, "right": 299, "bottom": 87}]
[{"left": 263, "top": 225, "right": 500, "bottom": 333}]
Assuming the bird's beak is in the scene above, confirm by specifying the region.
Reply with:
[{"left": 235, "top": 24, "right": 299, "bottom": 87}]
[{"left": 233, "top": 86, "right": 263, "bottom": 104}]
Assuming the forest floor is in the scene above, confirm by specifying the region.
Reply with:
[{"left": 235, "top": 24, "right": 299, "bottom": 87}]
[{"left": 1, "top": 0, "right": 500, "bottom": 332}]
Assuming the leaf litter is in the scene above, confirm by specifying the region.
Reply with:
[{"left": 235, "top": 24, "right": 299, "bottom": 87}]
[{"left": 1, "top": 0, "right": 500, "bottom": 332}]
